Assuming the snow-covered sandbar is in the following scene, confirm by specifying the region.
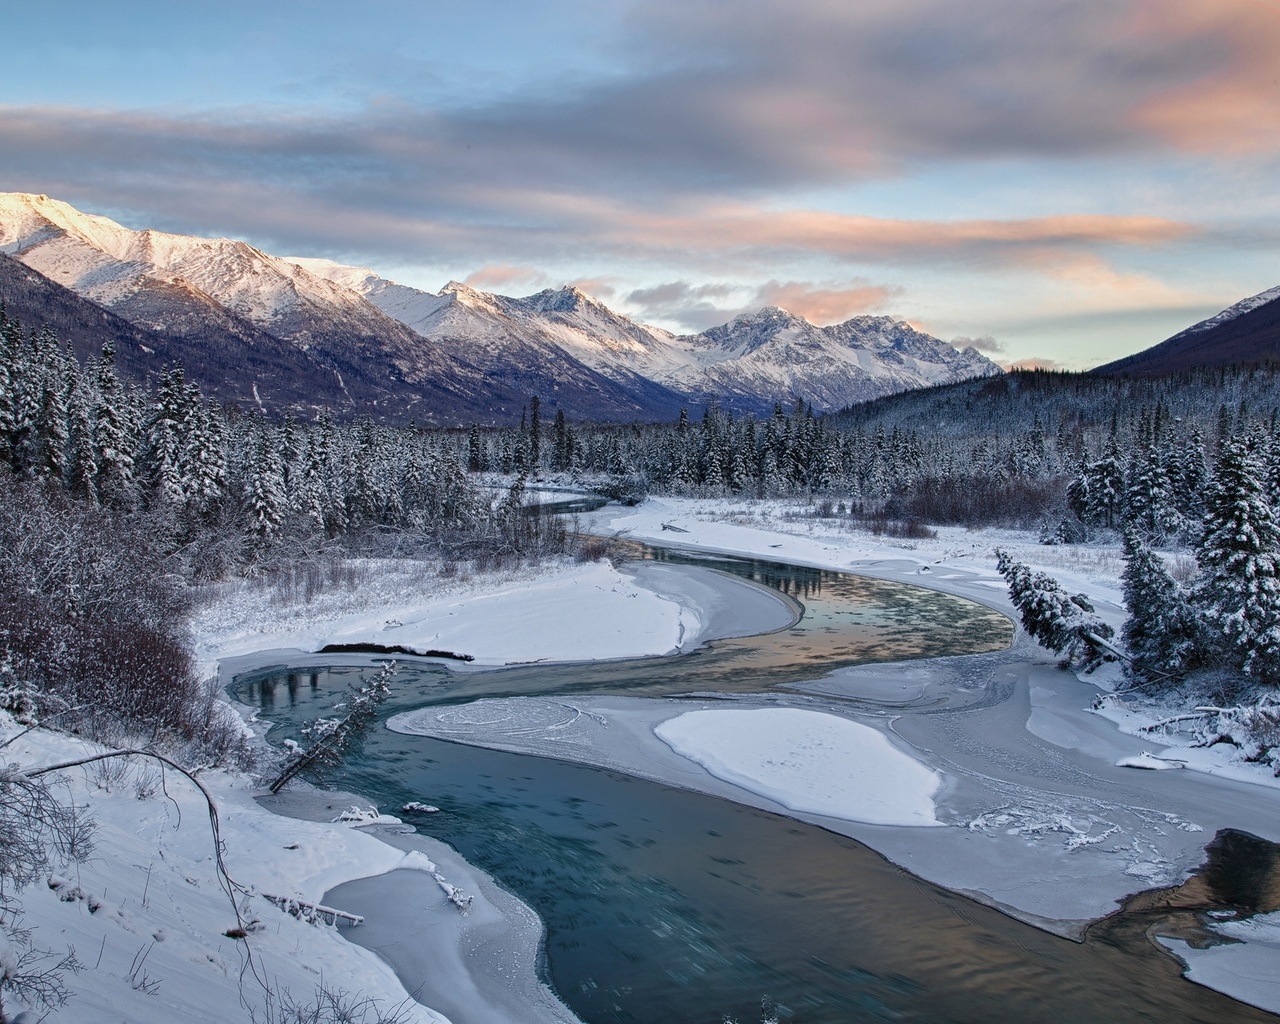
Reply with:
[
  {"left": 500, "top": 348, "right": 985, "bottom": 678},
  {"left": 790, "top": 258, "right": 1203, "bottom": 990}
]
[{"left": 197, "top": 554, "right": 796, "bottom": 678}]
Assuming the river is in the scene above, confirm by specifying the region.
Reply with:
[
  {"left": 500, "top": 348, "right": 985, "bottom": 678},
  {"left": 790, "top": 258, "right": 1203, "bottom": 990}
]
[{"left": 234, "top": 547, "right": 1277, "bottom": 1024}]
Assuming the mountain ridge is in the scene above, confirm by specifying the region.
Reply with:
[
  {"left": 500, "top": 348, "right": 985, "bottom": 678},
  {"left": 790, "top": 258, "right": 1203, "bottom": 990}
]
[
  {"left": 1093, "top": 285, "right": 1280, "bottom": 377},
  {"left": 0, "top": 192, "right": 1001, "bottom": 423}
]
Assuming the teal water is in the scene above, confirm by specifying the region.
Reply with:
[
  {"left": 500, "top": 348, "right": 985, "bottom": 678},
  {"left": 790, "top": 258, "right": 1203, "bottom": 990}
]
[{"left": 234, "top": 552, "right": 1272, "bottom": 1024}]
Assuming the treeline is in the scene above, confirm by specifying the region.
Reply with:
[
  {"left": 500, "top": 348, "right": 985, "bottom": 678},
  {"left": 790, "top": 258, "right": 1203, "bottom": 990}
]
[
  {"left": 460, "top": 367, "right": 1280, "bottom": 530},
  {"left": 0, "top": 306, "right": 569, "bottom": 575},
  {"left": 0, "top": 308, "right": 570, "bottom": 754}
]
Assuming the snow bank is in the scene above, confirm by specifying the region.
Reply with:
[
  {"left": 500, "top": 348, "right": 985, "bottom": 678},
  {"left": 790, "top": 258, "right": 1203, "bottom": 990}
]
[
  {"left": 1163, "top": 911, "right": 1280, "bottom": 1016},
  {"left": 193, "top": 558, "right": 695, "bottom": 673},
  {"left": 0, "top": 718, "right": 445, "bottom": 1024},
  {"left": 655, "top": 707, "right": 943, "bottom": 826}
]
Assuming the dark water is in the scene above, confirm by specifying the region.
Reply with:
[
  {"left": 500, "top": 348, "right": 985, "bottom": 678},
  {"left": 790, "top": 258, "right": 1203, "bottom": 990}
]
[{"left": 234, "top": 553, "right": 1276, "bottom": 1024}]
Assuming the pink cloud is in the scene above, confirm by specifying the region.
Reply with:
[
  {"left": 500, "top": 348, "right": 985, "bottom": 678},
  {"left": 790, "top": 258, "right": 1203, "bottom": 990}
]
[
  {"left": 463, "top": 264, "right": 548, "bottom": 290},
  {"left": 753, "top": 280, "right": 896, "bottom": 324}
]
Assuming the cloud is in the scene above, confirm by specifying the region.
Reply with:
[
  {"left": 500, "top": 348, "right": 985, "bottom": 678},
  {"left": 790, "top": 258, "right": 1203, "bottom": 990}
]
[
  {"left": 596, "top": 205, "right": 1195, "bottom": 267},
  {"left": 623, "top": 277, "right": 895, "bottom": 331},
  {"left": 752, "top": 280, "right": 897, "bottom": 323},
  {"left": 1129, "top": 0, "right": 1280, "bottom": 153},
  {"left": 0, "top": 1, "right": 1275, "bottom": 247},
  {"left": 566, "top": 276, "right": 618, "bottom": 300},
  {"left": 464, "top": 264, "right": 549, "bottom": 291},
  {"left": 624, "top": 281, "right": 740, "bottom": 330},
  {"left": 952, "top": 334, "right": 1005, "bottom": 354},
  {"left": 1007, "top": 356, "right": 1061, "bottom": 370}
]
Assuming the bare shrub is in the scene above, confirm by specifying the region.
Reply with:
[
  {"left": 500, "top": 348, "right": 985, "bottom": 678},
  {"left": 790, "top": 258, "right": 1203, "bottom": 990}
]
[
  {"left": 0, "top": 764, "right": 93, "bottom": 1023},
  {"left": 856, "top": 514, "right": 938, "bottom": 540},
  {"left": 254, "top": 983, "right": 415, "bottom": 1024},
  {"left": 901, "top": 473, "right": 1068, "bottom": 528},
  {"left": 0, "top": 475, "right": 246, "bottom": 764},
  {"left": 1167, "top": 554, "right": 1199, "bottom": 587}
]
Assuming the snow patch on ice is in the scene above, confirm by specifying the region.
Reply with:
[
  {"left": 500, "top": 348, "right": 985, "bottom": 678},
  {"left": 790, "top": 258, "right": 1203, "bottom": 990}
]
[
  {"left": 1162, "top": 911, "right": 1280, "bottom": 1016},
  {"left": 1116, "top": 751, "right": 1182, "bottom": 770},
  {"left": 655, "top": 707, "right": 942, "bottom": 826}
]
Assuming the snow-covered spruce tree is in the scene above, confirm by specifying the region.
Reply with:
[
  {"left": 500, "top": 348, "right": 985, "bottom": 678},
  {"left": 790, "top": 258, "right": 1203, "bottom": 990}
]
[
  {"left": 244, "top": 423, "right": 287, "bottom": 545},
  {"left": 995, "top": 548, "right": 1115, "bottom": 672},
  {"left": 1193, "top": 435, "right": 1280, "bottom": 682},
  {"left": 1123, "top": 445, "right": 1181, "bottom": 545},
  {"left": 1119, "top": 528, "right": 1202, "bottom": 684},
  {"left": 1083, "top": 439, "right": 1125, "bottom": 530},
  {"left": 91, "top": 342, "right": 136, "bottom": 509}
]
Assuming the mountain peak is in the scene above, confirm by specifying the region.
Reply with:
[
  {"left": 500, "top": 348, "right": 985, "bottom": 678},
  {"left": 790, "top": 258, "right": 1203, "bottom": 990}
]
[{"left": 521, "top": 284, "right": 602, "bottom": 315}]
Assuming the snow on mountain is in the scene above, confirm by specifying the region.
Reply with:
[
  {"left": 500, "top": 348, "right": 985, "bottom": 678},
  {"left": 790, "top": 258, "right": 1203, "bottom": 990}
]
[
  {"left": 0, "top": 193, "right": 413, "bottom": 347},
  {"left": 1175, "top": 285, "right": 1280, "bottom": 338},
  {"left": 658, "top": 306, "right": 1001, "bottom": 412},
  {"left": 0, "top": 193, "right": 1002, "bottom": 421},
  {"left": 294, "top": 258, "right": 1001, "bottom": 415}
]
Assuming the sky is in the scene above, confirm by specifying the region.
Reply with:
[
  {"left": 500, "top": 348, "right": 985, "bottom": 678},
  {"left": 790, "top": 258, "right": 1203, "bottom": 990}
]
[{"left": 2, "top": 0, "right": 1279, "bottom": 369}]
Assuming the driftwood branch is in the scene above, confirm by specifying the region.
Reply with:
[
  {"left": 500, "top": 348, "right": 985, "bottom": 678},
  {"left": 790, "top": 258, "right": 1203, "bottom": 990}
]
[{"left": 261, "top": 893, "right": 363, "bottom": 927}]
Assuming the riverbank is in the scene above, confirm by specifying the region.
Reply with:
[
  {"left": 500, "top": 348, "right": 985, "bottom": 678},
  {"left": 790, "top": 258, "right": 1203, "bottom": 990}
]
[
  {"left": 15, "top": 500, "right": 1278, "bottom": 1020},
  {"left": 377, "top": 495, "right": 1280, "bottom": 1016},
  {"left": 0, "top": 550, "right": 796, "bottom": 1022}
]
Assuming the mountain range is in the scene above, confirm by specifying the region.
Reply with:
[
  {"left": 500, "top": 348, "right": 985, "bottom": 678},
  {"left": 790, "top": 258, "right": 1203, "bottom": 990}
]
[{"left": 0, "top": 192, "right": 999, "bottom": 424}]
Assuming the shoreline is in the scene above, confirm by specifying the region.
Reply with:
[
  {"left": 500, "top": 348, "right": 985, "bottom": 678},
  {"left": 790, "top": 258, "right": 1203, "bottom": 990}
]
[
  {"left": 232, "top": 554, "right": 796, "bottom": 1024},
  {"left": 229, "top": 498, "right": 1280, "bottom": 1019}
]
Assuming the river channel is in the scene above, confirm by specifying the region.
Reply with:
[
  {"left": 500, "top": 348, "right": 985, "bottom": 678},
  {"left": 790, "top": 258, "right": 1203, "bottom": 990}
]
[{"left": 234, "top": 547, "right": 1277, "bottom": 1024}]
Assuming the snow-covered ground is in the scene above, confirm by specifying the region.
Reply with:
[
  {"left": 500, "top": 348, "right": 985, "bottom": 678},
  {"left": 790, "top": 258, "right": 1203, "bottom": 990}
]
[
  {"left": 7, "top": 548, "right": 793, "bottom": 1022},
  {"left": 0, "top": 720, "right": 448, "bottom": 1023},
  {"left": 12, "top": 496, "right": 1280, "bottom": 1020},
  {"left": 191, "top": 557, "right": 699, "bottom": 678}
]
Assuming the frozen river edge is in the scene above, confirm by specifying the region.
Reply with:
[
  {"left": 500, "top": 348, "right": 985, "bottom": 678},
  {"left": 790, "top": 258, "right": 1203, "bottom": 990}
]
[
  {"left": 379, "top": 497, "right": 1280, "bottom": 1019},
  {"left": 221, "top": 496, "right": 1280, "bottom": 1021},
  {"left": 219, "top": 554, "right": 798, "bottom": 1024}
]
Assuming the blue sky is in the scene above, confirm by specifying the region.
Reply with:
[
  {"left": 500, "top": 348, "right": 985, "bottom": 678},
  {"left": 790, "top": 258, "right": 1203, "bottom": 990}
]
[{"left": 4, "top": 0, "right": 1280, "bottom": 368}]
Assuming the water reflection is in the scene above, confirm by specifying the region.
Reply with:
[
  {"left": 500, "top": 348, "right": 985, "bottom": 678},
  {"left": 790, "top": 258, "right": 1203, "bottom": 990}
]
[{"left": 242, "top": 673, "right": 1278, "bottom": 1024}]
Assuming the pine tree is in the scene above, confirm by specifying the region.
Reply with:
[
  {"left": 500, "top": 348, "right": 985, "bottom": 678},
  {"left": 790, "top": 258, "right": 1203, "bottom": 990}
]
[
  {"left": 1194, "top": 436, "right": 1280, "bottom": 681},
  {"left": 93, "top": 342, "right": 136, "bottom": 508},
  {"left": 1120, "top": 529, "right": 1201, "bottom": 682},
  {"left": 145, "top": 367, "right": 186, "bottom": 506},
  {"left": 245, "top": 424, "right": 288, "bottom": 543},
  {"left": 1123, "top": 446, "right": 1180, "bottom": 544},
  {"left": 35, "top": 348, "right": 70, "bottom": 482},
  {"left": 995, "top": 549, "right": 1115, "bottom": 672},
  {"left": 528, "top": 395, "right": 541, "bottom": 471},
  {"left": 1084, "top": 439, "right": 1124, "bottom": 529}
]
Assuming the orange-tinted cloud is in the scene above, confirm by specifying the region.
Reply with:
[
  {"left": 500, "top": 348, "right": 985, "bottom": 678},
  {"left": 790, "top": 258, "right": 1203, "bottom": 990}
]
[
  {"left": 462, "top": 265, "right": 547, "bottom": 290},
  {"left": 753, "top": 280, "right": 896, "bottom": 323},
  {"left": 1129, "top": 0, "right": 1280, "bottom": 152},
  {"left": 622, "top": 276, "right": 897, "bottom": 330},
  {"left": 593, "top": 203, "right": 1196, "bottom": 266}
]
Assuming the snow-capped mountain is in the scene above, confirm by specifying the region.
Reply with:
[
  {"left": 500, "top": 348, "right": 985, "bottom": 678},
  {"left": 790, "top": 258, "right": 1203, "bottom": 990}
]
[
  {"left": 657, "top": 306, "right": 1000, "bottom": 411},
  {"left": 0, "top": 192, "right": 488, "bottom": 420},
  {"left": 1094, "top": 284, "right": 1280, "bottom": 377},
  {"left": 1177, "top": 285, "right": 1280, "bottom": 338},
  {"left": 0, "top": 193, "right": 1002, "bottom": 422},
  {"left": 297, "top": 257, "right": 1001, "bottom": 415}
]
